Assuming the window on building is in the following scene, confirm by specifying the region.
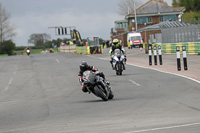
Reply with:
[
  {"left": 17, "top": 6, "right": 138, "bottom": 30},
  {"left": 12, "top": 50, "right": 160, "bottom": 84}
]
[
  {"left": 119, "top": 23, "right": 122, "bottom": 28},
  {"left": 147, "top": 17, "right": 152, "bottom": 23},
  {"left": 117, "top": 23, "right": 123, "bottom": 28},
  {"left": 124, "top": 23, "right": 128, "bottom": 28},
  {"left": 159, "top": 16, "right": 164, "bottom": 22},
  {"left": 137, "top": 17, "right": 147, "bottom": 24},
  {"left": 137, "top": 17, "right": 143, "bottom": 24},
  {"left": 163, "top": 15, "right": 177, "bottom": 21}
]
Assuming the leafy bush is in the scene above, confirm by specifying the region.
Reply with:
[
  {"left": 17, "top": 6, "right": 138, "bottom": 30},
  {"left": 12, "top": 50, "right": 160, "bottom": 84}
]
[
  {"left": 0, "top": 40, "right": 16, "bottom": 55},
  {"left": 183, "top": 11, "right": 200, "bottom": 22},
  {"left": 15, "top": 46, "right": 27, "bottom": 50}
]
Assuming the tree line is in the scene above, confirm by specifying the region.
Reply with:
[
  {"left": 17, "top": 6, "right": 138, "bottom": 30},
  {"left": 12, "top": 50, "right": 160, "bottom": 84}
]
[
  {"left": 0, "top": 3, "right": 16, "bottom": 55},
  {"left": 172, "top": 0, "right": 200, "bottom": 21},
  {"left": 0, "top": 2, "right": 105, "bottom": 55}
]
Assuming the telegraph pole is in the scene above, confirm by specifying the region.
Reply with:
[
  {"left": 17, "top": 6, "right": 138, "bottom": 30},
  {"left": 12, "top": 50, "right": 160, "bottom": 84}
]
[{"left": 134, "top": 2, "right": 137, "bottom": 31}]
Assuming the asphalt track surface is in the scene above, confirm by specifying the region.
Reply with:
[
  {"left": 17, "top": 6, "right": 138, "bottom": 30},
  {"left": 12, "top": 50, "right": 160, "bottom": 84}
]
[{"left": 0, "top": 49, "right": 200, "bottom": 133}]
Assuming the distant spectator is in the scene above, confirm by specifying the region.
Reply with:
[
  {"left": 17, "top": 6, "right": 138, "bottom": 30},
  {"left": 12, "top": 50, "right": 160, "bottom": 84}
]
[
  {"left": 102, "top": 41, "right": 105, "bottom": 48},
  {"left": 120, "top": 40, "right": 123, "bottom": 46},
  {"left": 106, "top": 40, "right": 109, "bottom": 48},
  {"left": 60, "top": 42, "right": 65, "bottom": 46},
  {"left": 109, "top": 40, "right": 112, "bottom": 47},
  {"left": 73, "top": 39, "right": 76, "bottom": 44},
  {"left": 70, "top": 41, "right": 73, "bottom": 45},
  {"left": 80, "top": 42, "right": 84, "bottom": 46}
]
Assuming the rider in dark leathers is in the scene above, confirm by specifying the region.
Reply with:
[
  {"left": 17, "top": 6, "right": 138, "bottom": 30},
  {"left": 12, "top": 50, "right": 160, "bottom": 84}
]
[{"left": 78, "top": 61, "right": 109, "bottom": 92}]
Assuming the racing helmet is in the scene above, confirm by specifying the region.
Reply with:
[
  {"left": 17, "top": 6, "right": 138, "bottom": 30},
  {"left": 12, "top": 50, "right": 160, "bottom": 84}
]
[
  {"left": 113, "top": 39, "right": 119, "bottom": 47},
  {"left": 80, "top": 61, "right": 88, "bottom": 71}
]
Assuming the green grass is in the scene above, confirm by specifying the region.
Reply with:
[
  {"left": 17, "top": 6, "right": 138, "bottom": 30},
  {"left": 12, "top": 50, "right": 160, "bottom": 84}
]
[{"left": 0, "top": 54, "right": 8, "bottom": 57}]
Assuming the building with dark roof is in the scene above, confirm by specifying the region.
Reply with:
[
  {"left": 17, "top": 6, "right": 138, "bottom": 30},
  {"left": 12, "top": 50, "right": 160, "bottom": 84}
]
[{"left": 110, "top": 0, "right": 185, "bottom": 46}]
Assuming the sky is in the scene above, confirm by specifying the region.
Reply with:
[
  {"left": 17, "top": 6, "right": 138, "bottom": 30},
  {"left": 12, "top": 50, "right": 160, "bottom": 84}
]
[{"left": 1, "top": 0, "right": 172, "bottom": 46}]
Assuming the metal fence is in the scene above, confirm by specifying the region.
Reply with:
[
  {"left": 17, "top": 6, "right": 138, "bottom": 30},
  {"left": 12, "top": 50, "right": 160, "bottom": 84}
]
[
  {"left": 161, "top": 24, "right": 200, "bottom": 43},
  {"left": 149, "top": 20, "right": 200, "bottom": 43},
  {"left": 149, "top": 33, "right": 162, "bottom": 43}
]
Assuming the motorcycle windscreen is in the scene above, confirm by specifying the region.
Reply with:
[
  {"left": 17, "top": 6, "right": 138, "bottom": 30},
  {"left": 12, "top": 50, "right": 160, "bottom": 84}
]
[
  {"left": 114, "top": 49, "right": 123, "bottom": 61},
  {"left": 83, "top": 71, "right": 96, "bottom": 84}
]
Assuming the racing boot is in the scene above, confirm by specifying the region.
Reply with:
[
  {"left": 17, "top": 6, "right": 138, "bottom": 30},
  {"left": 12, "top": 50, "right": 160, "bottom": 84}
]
[
  {"left": 106, "top": 80, "right": 110, "bottom": 86},
  {"left": 82, "top": 86, "right": 88, "bottom": 93},
  {"left": 123, "top": 64, "right": 126, "bottom": 70},
  {"left": 110, "top": 61, "right": 114, "bottom": 70}
]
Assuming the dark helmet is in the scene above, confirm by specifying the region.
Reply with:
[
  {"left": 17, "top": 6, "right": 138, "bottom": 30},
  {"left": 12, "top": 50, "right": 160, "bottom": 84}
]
[{"left": 80, "top": 61, "right": 88, "bottom": 71}]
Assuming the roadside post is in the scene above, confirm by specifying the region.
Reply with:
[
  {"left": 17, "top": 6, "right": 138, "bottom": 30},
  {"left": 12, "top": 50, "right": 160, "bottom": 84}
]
[
  {"left": 158, "top": 45, "right": 162, "bottom": 65},
  {"left": 154, "top": 46, "right": 157, "bottom": 65},
  {"left": 176, "top": 46, "right": 181, "bottom": 71},
  {"left": 182, "top": 46, "right": 188, "bottom": 70},
  {"left": 148, "top": 45, "right": 152, "bottom": 65}
]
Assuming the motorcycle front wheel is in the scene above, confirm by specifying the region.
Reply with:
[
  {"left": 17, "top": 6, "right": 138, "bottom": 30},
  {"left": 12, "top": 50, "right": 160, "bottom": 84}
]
[
  {"left": 94, "top": 85, "right": 108, "bottom": 101},
  {"left": 108, "top": 90, "right": 114, "bottom": 99},
  {"left": 115, "top": 63, "right": 123, "bottom": 75}
]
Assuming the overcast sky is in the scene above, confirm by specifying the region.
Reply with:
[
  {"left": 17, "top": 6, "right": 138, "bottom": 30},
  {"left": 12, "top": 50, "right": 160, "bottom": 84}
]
[{"left": 1, "top": 0, "right": 172, "bottom": 46}]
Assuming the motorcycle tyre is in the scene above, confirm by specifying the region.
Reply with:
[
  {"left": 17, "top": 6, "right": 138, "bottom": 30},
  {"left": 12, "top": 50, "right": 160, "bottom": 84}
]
[
  {"left": 108, "top": 90, "right": 114, "bottom": 99},
  {"left": 94, "top": 85, "right": 108, "bottom": 101},
  {"left": 116, "top": 63, "right": 123, "bottom": 75},
  {"left": 119, "top": 63, "right": 123, "bottom": 75}
]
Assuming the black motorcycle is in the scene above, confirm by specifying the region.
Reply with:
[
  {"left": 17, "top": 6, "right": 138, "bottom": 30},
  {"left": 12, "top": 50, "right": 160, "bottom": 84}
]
[{"left": 82, "top": 70, "right": 114, "bottom": 101}]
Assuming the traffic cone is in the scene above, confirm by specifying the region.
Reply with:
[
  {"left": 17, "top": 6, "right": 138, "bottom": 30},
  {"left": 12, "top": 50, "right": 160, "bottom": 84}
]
[
  {"left": 140, "top": 46, "right": 142, "bottom": 51},
  {"left": 98, "top": 47, "right": 101, "bottom": 54}
]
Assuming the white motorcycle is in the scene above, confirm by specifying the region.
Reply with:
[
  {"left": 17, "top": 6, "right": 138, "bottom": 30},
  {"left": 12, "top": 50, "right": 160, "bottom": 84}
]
[{"left": 112, "top": 49, "right": 126, "bottom": 75}]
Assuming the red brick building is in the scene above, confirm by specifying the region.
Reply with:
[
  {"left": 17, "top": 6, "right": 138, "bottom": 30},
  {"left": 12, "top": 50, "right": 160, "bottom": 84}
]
[{"left": 110, "top": 0, "right": 185, "bottom": 46}]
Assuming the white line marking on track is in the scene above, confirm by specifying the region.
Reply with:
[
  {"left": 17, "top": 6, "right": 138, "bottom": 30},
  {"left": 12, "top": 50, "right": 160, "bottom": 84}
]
[
  {"left": 99, "top": 57, "right": 107, "bottom": 60},
  {"left": 124, "top": 122, "right": 200, "bottom": 133},
  {"left": 56, "top": 59, "right": 60, "bottom": 63},
  {"left": 5, "top": 71, "right": 17, "bottom": 91},
  {"left": 129, "top": 79, "right": 141, "bottom": 86},
  {"left": 8, "top": 78, "right": 13, "bottom": 85},
  {"left": 126, "top": 62, "right": 200, "bottom": 84},
  {"left": 5, "top": 86, "right": 9, "bottom": 91},
  {"left": 5, "top": 78, "right": 13, "bottom": 90},
  {"left": 88, "top": 56, "right": 200, "bottom": 84},
  {"left": 91, "top": 56, "right": 200, "bottom": 84}
]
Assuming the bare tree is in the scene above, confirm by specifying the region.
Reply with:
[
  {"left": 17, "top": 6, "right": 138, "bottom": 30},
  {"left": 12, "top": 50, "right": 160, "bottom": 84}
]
[
  {"left": 117, "top": 0, "right": 143, "bottom": 16},
  {"left": 0, "top": 3, "right": 16, "bottom": 42},
  {"left": 28, "top": 33, "right": 51, "bottom": 47}
]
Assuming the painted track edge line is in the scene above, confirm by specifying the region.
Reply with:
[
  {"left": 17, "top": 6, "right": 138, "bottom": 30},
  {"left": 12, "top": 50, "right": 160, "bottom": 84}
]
[
  {"left": 126, "top": 62, "right": 200, "bottom": 84},
  {"left": 95, "top": 56, "right": 200, "bottom": 84},
  {"left": 123, "top": 122, "right": 200, "bottom": 133}
]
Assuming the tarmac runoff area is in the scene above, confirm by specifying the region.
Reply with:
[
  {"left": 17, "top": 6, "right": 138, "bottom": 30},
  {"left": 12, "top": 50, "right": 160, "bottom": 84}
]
[{"left": 102, "top": 48, "right": 200, "bottom": 84}]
